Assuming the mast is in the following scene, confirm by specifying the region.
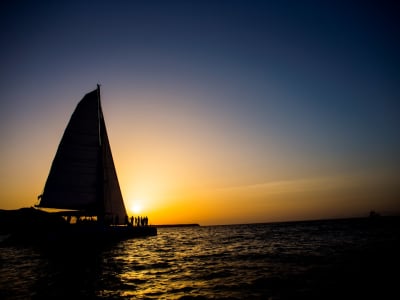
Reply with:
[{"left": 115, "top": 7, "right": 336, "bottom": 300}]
[
  {"left": 96, "top": 84, "right": 105, "bottom": 223},
  {"left": 97, "top": 84, "right": 102, "bottom": 146}
]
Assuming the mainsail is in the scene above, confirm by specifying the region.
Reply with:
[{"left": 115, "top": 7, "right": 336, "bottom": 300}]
[{"left": 38, "top": 86, "right": 127, "bottom": 224}]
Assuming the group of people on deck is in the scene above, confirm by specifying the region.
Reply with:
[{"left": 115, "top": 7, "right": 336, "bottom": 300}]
[
  {"left": 63, "top": 214, "right": 150, "bottom": 226},
  {"left": 125, "top": 215, "right": 149, "bottom": 227}
]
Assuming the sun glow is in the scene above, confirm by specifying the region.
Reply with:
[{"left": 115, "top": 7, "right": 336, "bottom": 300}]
[{"left": 131, "top": 202, "right": 143, "bottom": 214}]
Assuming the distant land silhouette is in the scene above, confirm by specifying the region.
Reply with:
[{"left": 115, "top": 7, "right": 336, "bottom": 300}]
[{"left": 155, "top": 223, "right": 200, "bottom": 228}]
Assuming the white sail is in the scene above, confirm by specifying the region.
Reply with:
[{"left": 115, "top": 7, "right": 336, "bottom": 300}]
[{"left": 38, "top": 86, "right": 127, "bottom": 224}]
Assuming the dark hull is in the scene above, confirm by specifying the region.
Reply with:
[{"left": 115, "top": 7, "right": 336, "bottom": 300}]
[
  {"left": 0, "top": 208, "right": 157, "bottom": 246},
  {"left": 3, "top": 224, "right": 157, "bottom": 246}
]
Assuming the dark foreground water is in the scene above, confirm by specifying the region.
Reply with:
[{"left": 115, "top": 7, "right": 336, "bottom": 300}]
[{"left": 1, "top": 217, "right": 399, "bottom": 299}]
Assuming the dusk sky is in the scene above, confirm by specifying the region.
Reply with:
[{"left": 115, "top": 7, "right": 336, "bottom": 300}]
[{"left": 1, "top": 0, "right": 399, "bottom": 225}]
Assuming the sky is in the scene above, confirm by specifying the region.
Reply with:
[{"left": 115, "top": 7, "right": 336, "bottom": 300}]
[{"left": 1, "top": 0, "right": 399, "bottom": 225}]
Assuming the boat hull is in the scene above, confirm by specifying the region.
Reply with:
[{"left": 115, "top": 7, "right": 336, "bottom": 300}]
[
  {"left": 4, "top": 224, "right": 157, "bottom": 246},
  {"left": 0, "top": 208, "right": 157, "bottom": 246}
]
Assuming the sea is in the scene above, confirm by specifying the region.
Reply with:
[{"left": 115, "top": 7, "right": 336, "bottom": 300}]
[{"left": 1, "top": 217, "right": 399, "bottom": 300}]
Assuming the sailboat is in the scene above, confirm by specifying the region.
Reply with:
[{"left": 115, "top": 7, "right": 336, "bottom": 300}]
[{"left": 7, "top": 85, "right": 156, "bottom": 244}]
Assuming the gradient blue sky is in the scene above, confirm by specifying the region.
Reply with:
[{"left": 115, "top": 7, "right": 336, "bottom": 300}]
[{"left": 1, "top": 0, "right": 399, "bottom": 224}]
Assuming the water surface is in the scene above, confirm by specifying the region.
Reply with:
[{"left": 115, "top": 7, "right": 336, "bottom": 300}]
[{"left": 1, "top": 217, "right": 399, "bottom": 299}]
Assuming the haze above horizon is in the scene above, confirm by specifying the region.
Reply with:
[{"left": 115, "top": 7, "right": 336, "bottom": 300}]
[{"left": 1, "top": 0, "right": 399, "bottom": 225}]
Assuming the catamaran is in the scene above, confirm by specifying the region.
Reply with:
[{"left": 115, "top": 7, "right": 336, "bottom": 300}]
[{"left": 3, "top": 85, "right": 156, "bottom": 244}]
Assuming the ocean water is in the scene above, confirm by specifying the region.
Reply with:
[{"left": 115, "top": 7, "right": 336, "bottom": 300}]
[{"left": 1, "top": 217, "right": 399, "bottom": 299}]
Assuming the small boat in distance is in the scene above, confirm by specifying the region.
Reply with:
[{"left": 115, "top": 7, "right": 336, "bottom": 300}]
[{"left": 5, "top": 85, "right": 156, "bottom": 244}]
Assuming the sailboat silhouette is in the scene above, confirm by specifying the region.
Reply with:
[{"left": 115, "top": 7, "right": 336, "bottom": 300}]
[{"left": 31, "top": 85, "right": 156, "bottom": 242}]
